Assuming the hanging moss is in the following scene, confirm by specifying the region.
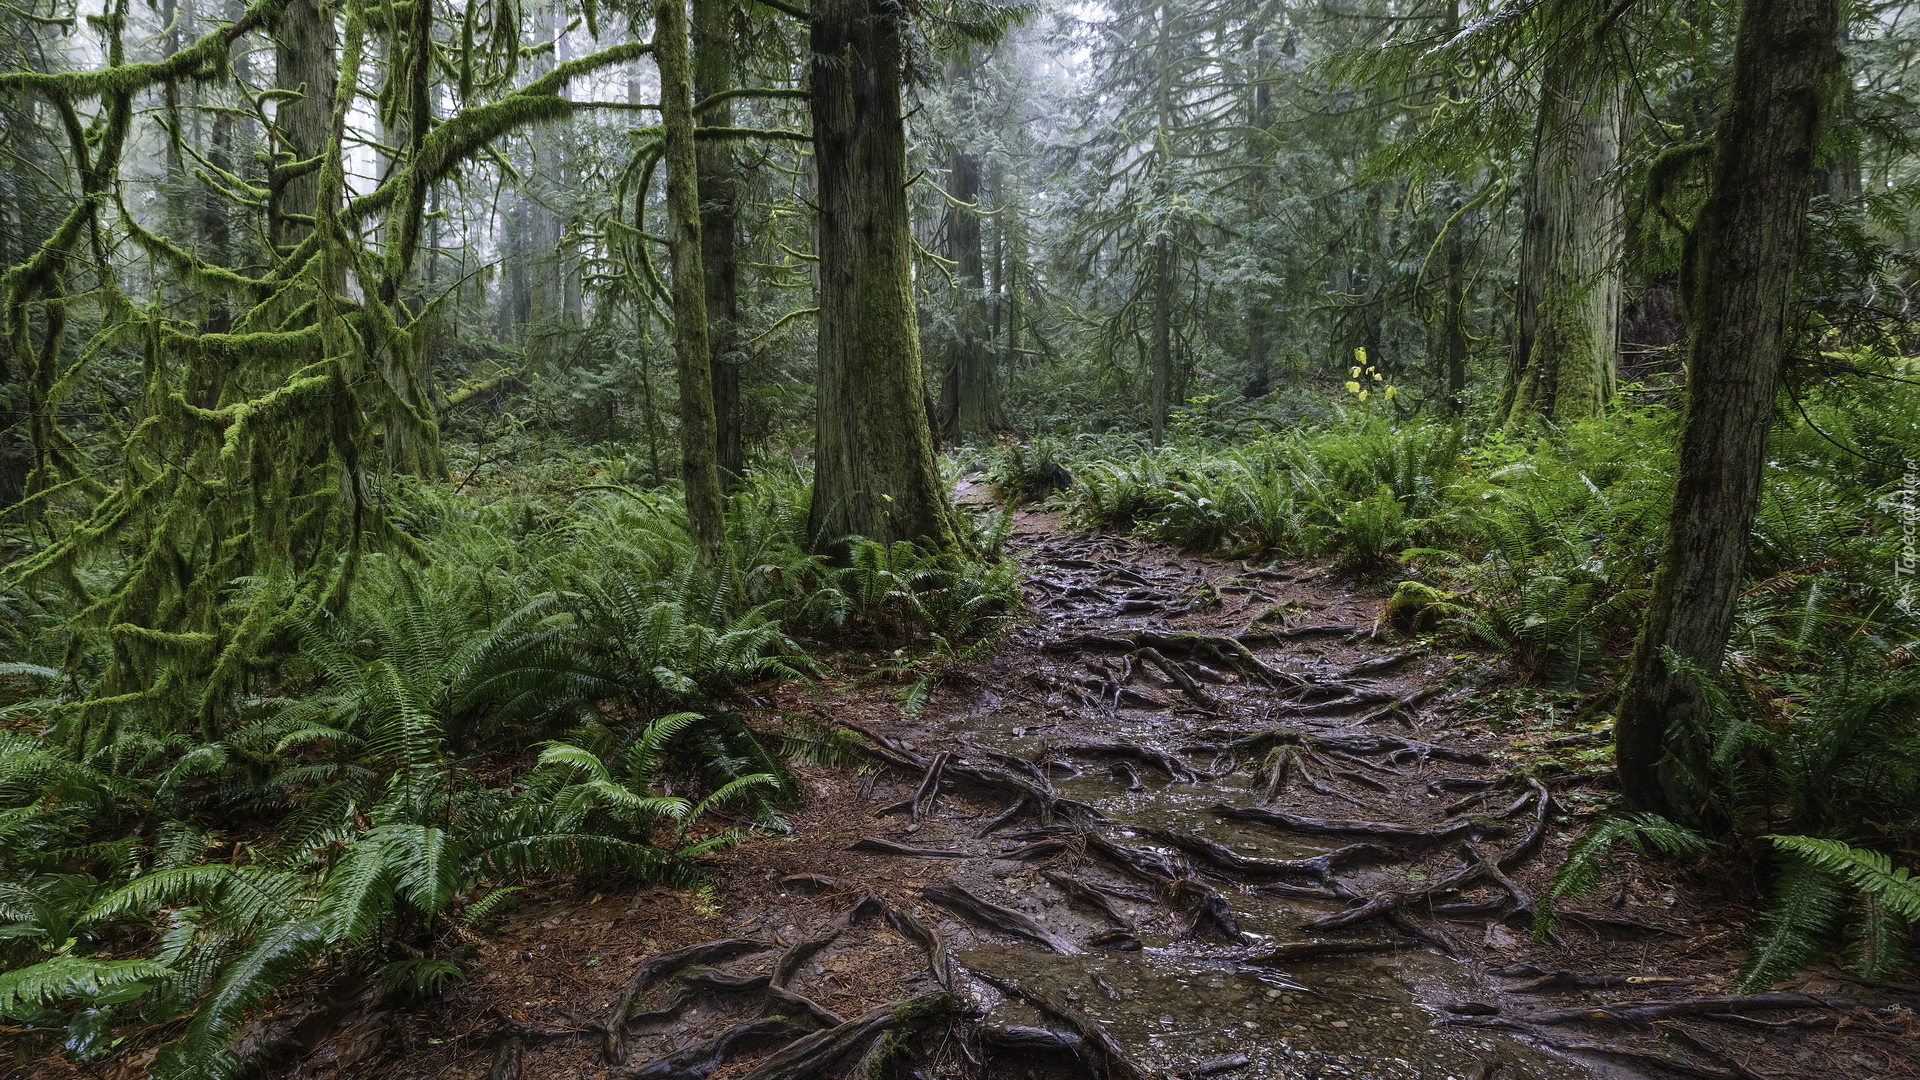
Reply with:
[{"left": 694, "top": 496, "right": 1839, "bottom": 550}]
[{"left": 0, "top": 0, "right": 607, "bottom": 749}]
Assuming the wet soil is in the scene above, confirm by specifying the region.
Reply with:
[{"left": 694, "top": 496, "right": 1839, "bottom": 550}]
[{"left": 38, "top": 486, "right": 1919, "bottom": 1080}]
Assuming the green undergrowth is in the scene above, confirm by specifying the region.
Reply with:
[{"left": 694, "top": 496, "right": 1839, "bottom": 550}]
[
  {"left": 983, "top": 386, "right": 1920, "bottom": 986},
  {"left": 0, "top": 464, "right": 1015, "bottom": 1076}
]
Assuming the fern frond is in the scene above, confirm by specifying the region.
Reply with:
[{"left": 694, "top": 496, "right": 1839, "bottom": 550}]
[{"left": 0, "top": 955, "right": 173, "bottom": 1015}]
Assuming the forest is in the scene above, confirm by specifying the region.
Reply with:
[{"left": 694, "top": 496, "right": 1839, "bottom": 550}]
[{"left": 2, "top": 0, "right": 1919, "bottom": 1077}]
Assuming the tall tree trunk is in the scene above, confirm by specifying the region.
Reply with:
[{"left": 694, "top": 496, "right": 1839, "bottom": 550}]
[
  {"left": 694, "top": 0, "right": 744, "bottom": 485},
  {"left": 1148, "top": 4, "right": 1174, "bottom": 446},
  {"left": 271, "top": 0, "right": 336, "bottom": 249},
  {"left": 1501, "top": 30, "right": 1624, "bottom": 426},
  {"left": 1150, "top": 231, "right": 1172, "bottom": 446},
  {"left": 657, "top": 0, "right": 728, "bottom": 566},
  {"left": 807, "top": 0, "right": 955, "bottom": 552},
  {"left": 1244, "top": 38, "right": 1272, "bottom": 399},
  {"left": 1614, "top": 0, "right": 1840, "bottom": 815},
  {"left": 1443, "top": 201, "right": 1470, "bottom": 415},
  {"left": 940, "top": 54, "right": 999, "bottom": 443}
]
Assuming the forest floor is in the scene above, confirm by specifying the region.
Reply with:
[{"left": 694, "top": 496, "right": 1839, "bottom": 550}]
[{"left": 61, "top": 484, "right": 1920, "bottom": 1080}]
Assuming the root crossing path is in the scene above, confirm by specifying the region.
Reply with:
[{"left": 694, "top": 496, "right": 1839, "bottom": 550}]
[
  {"left": 466, "top": 496, "right": 1917, "bottom": 1080},
  {"left": 795, "top": 500, "right": 1607, "bottom": 1080}
]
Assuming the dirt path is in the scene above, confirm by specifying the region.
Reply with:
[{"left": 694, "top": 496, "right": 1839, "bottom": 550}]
[{"left": 368, "top": 494, "right": 1916, "bottom": 1080}]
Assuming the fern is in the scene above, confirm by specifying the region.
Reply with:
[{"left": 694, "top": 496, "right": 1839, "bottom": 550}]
[
  {"left": 1536, "top": 813, "right": 1714, "bottom": 936},
  {"left": 0, "top": 955, "right": 172, "bottom": 1016},
  {"left": 1765, "top": 836, "right": 1920, "bottom": 921},
  {"left": 1738, "top": 851, "right": 1848, "bottom": 990}
]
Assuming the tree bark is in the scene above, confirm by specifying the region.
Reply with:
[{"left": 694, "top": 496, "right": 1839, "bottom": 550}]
[
  {"left": 271, "top": 0, "right": 337, "bottom": 249},
  {"left": 1244, "top": 43, "right": 1272, "bottom": 399},
  {"left": 939, "top": 54, "right": 1000, "bottom": 443},
  {"left": 694, "top": 0, "right": 744, "bottom": 485},
  {"left": 1501, "top": 25, "right": 1624, "bottom": 426},
  {"left": 1148, "top": 4, "right": 1175, "bottom": 446},
  {"left": 806, "top": 0, "right": 956, "bottom": 553},
  {"left": 657, "top": 0, "right": 729, "bottom": 566},
  {"left": 1442, "top": 204, "right": 1470, "bottom": 415},
  {"left": 1614, "top": 0, "right": 1840, "bottom": 815}
]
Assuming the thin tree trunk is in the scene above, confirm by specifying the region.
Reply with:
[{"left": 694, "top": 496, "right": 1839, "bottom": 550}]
[
  {"left": 1245, "top": 39, "right": 1272, "bottom": 399},
  {"left": 1443, "top": 204, "right": 1469, "bottom": 415},
  {"left": 1148, "top": 4, "right": 1174, "bottom": 446},
  {"left": 657, "top": 0, "right": 728, "bottom": 565},
  {"left": 807, "top": 0, "right": 955, "bottom": 552},
  {"left": 694, "top": 0, "right": 743, "bottom": 485},
  {"left": 1501, "top": 24, "right": 1624, "bottom": 426},
  {"left": 1614, "top": 0, "right": 1840, "bottom": 815},
  {"left": 940, "top": 55, "right": 999, "bottom": 443}
]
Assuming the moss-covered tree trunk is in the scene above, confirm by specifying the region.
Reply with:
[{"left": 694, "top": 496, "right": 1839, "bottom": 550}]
[
  {"left": 1500, "top": 42, "right": 1624, "bottom": 426},
  {"left": 806, "top": 0, "right": 955, "bottom": 552},
  {"left": 271, "top": 0, "right": 335, "bottom": 249},
  {"left": 694, "top": 0, "right": 744, "bottom": 485},
  {"left": 939, "top": 55, "right": 1000, "bottom": 443},
  {"left": 657, "top": 0, "right": 728, "bottom": 566},
  {"left": 1614, "top": 0, "right": 1840, "bottom": 815}
]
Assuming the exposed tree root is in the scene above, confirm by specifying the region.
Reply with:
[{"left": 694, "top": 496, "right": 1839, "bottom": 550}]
[
  {"left": 603, "top": 939, "right": 775, "bottom": 1063},
  {"left": 913, "top": 752, "right": 950, "bottom": 819},
  {"left": 1301, "top": 847, "right": 1494, "bottom": 931},
  {"left": 1212, "top": 804, "right": 1501, "bottom": 849},
  {"left": 923, "top": 880, "right": 1084, "bottom": 954},
  {"left": 1082, "top": 831, "right": 1188, "bottom": 882},
  {"left": 1453, "top": 992, "right": 1891, "bottom": 1028},
  {"left": 1047, "top": 630, "right": 1299, "bottom": 688},
  {"left": 1220, "top": 727, "right": 1491, "bottom": 768},
  {"left": 1052, "top": 738, "right": 1203, "bottom": 782},
  {"left": 764, "top": 984, "right": 846, "bottom": 1028},
  {"left": 735, "top": 993, "right": 968, "bottom": 1080},
  {"left": 848, "top": 837, "right": 970, "bottom": 858},
  {"left": 778, "top": 874, "right": 856, "bottom": 896},
  {"left": 1133, "top": 826, "right": 1389, "bottom": 884},
  {"left": 1169, "top": 877, "right": 1242, "bottom": 942},
  {"left": 1491, "top": 966, "right": 1705, "bottom": 993},
  {"left": 771, "top": 930, "right": 841, "bottom": 989},
  {"left": 618, "top": 1016, "right": 818, "bottom": 1080},
  {"left": 838, "top": 720, "right": 1106, "bottom": 824},
  {"left": 1132, "top": 646, "right": 1219, "bottom": 710},
  {"left": 883, "top": 906, "right": 954, "bottom": 989},
  {"left": 981, "top": 1024, "right": 1080, "bottom": 1053},
  {"left": 1244, "top": 937, "right": 1402, "bottom": 964},
  {"left": 962, "top": 965, "right": 1162, "bottom": 1080},
  {"left": 1041, "top": 869, "right": 1137, "bottom": 928}
]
